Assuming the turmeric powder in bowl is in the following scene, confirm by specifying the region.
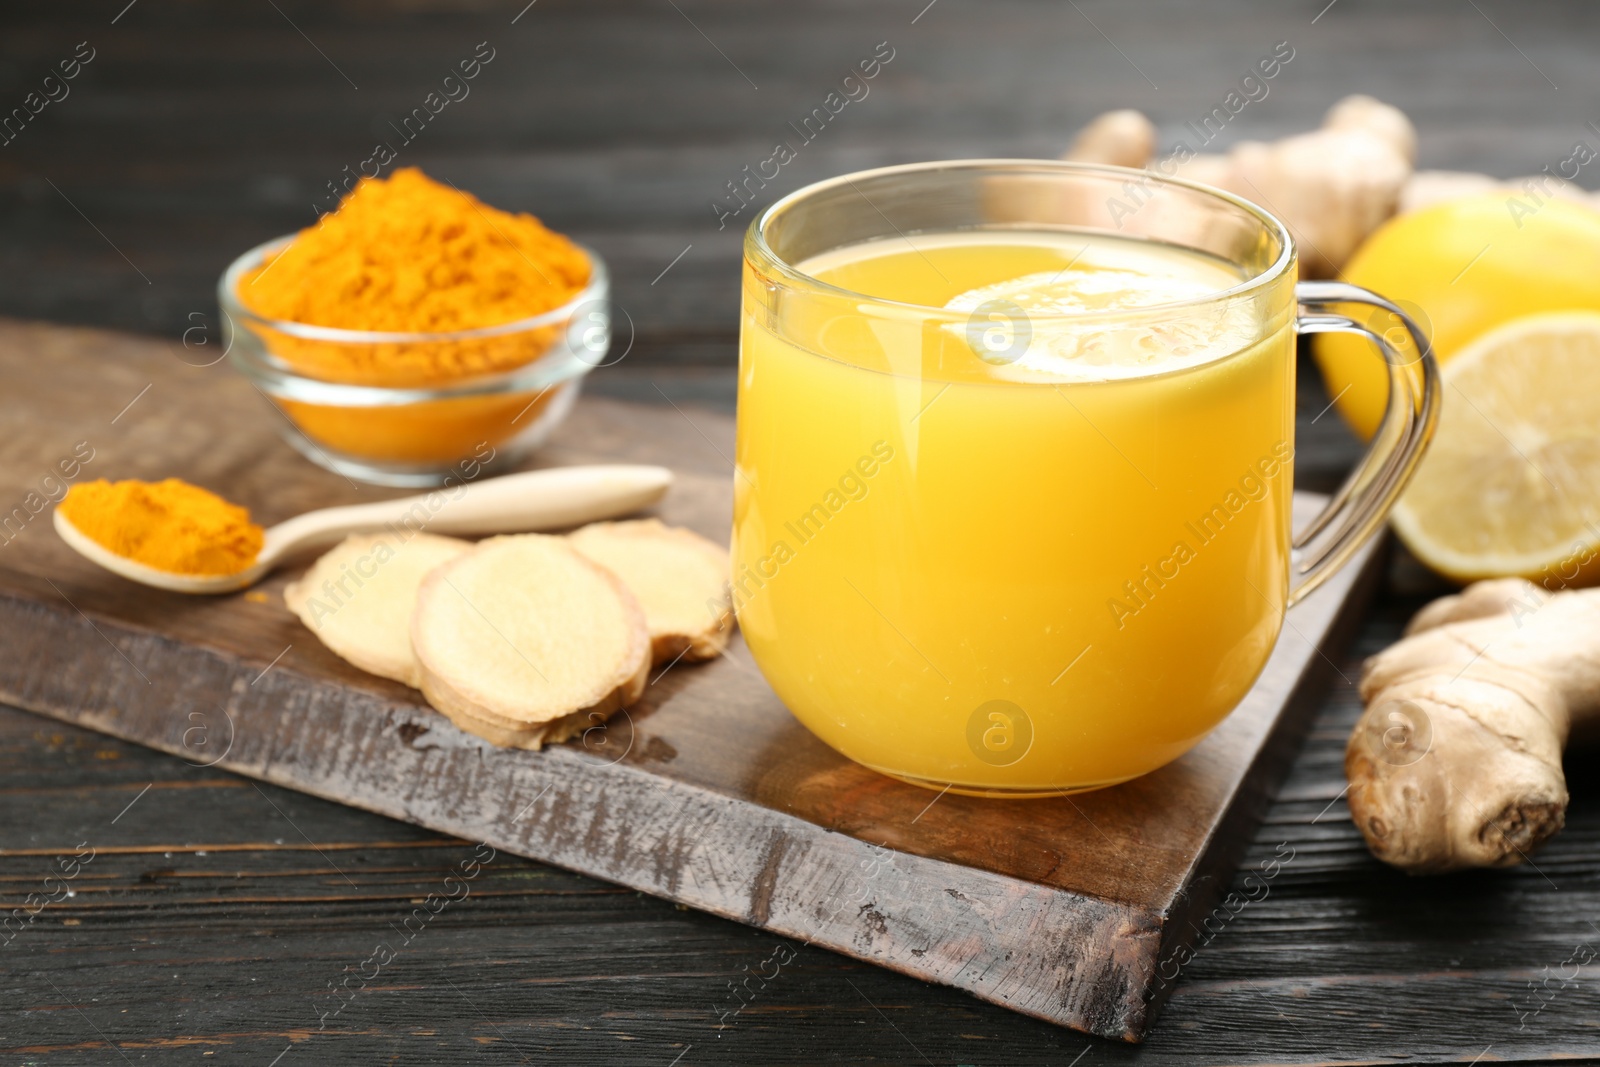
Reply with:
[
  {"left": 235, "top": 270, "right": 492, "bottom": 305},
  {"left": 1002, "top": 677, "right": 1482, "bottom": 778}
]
[{"left": 221, "top": 168, "right": 611, "bottom": 486}]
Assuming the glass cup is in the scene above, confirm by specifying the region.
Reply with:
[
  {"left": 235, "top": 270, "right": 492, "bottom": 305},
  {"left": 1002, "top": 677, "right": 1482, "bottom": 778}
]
[{"left": 733, "top": 160, "right": 1438, "bottom": 797}]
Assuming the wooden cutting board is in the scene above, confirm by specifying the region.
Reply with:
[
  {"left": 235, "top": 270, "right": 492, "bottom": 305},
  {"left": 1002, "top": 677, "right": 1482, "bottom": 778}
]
[{"left": 0, "top": 319, "right": 1379, "bottom": 1042}]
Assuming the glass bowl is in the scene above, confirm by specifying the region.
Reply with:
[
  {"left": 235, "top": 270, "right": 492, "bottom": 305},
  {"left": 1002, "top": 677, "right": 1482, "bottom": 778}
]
[{"left": 219, "top": 236, "right": 611, "bottom": 487}]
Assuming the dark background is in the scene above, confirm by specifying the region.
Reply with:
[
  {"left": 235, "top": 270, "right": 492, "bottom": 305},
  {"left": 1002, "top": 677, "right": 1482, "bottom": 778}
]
[{"left": 4, "top": 1, "right": 1600, "bottom": 1064}]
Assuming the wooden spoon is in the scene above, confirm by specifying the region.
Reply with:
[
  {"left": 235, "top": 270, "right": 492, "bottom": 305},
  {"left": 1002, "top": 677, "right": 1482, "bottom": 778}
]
[{"left": 54, "top": 465, "right": 673, "bottom": 595}]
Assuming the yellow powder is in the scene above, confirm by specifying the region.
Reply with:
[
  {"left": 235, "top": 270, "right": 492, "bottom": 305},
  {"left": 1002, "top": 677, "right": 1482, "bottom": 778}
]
[
  {"left": 231, "top": 168, "right": 593, "bottom": 465},
  {"left": 60, "top": 479, "right": 264, "bottom": 577},
  {"left": 241, "top": 167, "right": 590, "bottom": 335}
]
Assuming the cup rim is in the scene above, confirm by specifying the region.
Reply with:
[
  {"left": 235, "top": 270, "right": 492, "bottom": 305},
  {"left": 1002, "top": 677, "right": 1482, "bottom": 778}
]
[
  {"left": 747, "top": 158, "right": 1296, "bottom": 320},
  {"left": 219, "top": 235, "right": 609, "bottom": 343}
]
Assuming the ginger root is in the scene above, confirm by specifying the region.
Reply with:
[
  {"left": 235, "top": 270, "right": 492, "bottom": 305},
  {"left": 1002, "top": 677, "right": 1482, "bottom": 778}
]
[
  {"left": 1216, "top": 126, "right": 1410, "bottom": 278},
  {"left": 1064, "top": 98, "right": 1600, "bottom": 273},
  {"left": 1323, "top": 93, "right": 1417, "bottom": 165},
  {"left": 1063, "top": 109, "right": 1158, "bottom": 169},
  {"left": 1347, "top": 578, "right": 1600, "bottom": 873},
  {"left": 1178, "top": 95, "right": 1414, "bottom": 278},
  {"left": 1400, "top": 168, "right": 1600, "bottom": 215},
  {"left": 1063, "top": 95, "right": 1415, "bottom": 278},
  {"left": 1398, "top": 169, "right": 1503, "bottom": 214}
]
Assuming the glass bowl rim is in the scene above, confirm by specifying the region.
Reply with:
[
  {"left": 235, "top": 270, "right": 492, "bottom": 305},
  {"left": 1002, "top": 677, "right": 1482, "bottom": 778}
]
[
  {"left": 219, "top": 234, "right": 609, "bottom": 344},
  {"left": 745, "top": 158, "right": 1297, "bottom": 323}
]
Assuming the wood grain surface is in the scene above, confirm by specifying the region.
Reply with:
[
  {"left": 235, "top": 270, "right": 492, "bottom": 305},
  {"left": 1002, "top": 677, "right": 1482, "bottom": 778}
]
[
  {"left": 0, "top": 319, "right": 1376, "bottom": 1043},
  {"left": 4, "top": 0, "right": 1600, "bottom": 1063}
]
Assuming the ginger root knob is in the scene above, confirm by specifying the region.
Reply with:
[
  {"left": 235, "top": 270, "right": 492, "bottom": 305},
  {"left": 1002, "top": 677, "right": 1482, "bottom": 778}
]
[
  {"left": 1062, "top": 109, "right": 1156, "bottom": 169},
  {"left": 1065, "top": 95, "right": 1414, "bottom": 278},
  {"left": 1347, "top": 578, "right": 1600, "bottom": 873}
]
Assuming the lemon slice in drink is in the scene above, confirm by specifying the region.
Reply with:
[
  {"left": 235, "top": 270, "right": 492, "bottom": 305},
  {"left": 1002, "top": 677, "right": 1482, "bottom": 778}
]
[
  {"left": 943, "top": 267, "right": 1254, "bottom": 382},
  {"left": 1392, "top": 311, "right": 1600, "bottom": 584}
]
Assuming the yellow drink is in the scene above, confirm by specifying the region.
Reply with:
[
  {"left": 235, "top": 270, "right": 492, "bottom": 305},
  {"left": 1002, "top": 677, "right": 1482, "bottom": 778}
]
[{"left": 734, "top": 231, "right": 1297, "bottom": 794}]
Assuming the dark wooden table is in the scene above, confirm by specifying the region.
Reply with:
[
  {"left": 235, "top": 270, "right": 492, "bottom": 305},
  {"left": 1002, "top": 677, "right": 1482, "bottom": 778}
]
[{"left": 4, "top": 1, "right": 1600, "bottom": 1063}]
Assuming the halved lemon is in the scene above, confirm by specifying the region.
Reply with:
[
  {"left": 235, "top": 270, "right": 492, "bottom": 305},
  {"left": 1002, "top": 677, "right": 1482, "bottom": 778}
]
[{"left": 1392, "top": 311, "right": 1600, "bottom": 585}]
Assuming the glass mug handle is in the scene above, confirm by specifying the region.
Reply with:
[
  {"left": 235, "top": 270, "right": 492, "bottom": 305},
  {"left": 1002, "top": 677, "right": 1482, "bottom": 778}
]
[{"left": 1287, "top": 281, "right": 1441, "bottom": 605}]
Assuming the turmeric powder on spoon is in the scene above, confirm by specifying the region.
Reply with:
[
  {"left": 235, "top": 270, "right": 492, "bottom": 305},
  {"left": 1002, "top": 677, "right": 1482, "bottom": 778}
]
[{"left": 59, "top": 479, "right": 264, "bottom": 576}]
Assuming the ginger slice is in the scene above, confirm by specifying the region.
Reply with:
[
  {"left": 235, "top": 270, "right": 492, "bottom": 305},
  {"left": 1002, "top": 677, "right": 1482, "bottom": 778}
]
[
  {"left": 284, "top": 532, "right": 470, "bottom": 686},
  {"left": 568, "top": 519, "right": 733, "bottom": 665},
  {"left": 411, "top": 534, "right": 649, "bottom": 750},
  {"left": 1347, "top": 578, "right": 1600, "bottom": 872}
]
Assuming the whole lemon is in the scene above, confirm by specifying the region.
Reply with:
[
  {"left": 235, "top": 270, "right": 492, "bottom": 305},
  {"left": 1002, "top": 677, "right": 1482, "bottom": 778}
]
[{"left": 1314, "top": 191, "right": 1600, "bottom": 440}]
